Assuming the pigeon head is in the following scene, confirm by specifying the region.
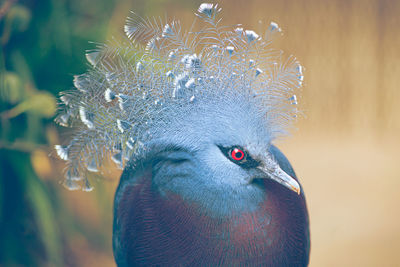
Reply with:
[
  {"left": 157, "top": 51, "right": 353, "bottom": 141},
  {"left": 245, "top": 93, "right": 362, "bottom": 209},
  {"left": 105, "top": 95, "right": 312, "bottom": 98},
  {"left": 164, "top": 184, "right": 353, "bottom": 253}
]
[{"left": 142, "top": 92, "right": 300, "bottom": 218}]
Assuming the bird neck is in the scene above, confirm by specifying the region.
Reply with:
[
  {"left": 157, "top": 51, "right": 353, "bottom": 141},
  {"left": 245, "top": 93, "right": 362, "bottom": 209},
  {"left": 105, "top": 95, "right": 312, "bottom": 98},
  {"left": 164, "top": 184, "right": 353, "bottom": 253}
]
[{"left": 114, "top": 170, "right": 309, "bottom": 266}]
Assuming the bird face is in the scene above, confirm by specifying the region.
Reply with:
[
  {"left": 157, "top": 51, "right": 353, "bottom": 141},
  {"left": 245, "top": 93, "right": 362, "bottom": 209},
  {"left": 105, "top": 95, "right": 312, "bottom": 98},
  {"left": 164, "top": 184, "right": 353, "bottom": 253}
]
[
  {"left": 217, "top": 144, "right": 300, "bottom": 194},
  {"left": 148, "top": 94, "right": 300, "bottom": 217}
]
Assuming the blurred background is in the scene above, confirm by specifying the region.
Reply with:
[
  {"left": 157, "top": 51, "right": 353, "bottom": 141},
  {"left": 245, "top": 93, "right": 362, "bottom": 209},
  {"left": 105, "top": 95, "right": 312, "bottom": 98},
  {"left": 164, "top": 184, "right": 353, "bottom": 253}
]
[{"left": 0, "top": 0, "right": 399, "bottom": 266}]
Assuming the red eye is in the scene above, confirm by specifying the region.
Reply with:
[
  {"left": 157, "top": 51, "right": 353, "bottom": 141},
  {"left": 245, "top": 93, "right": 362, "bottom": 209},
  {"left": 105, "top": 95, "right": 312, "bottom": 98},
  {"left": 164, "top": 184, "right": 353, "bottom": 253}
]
[{"left": 231, "top": 148, "right": 245, "bottom": 161}]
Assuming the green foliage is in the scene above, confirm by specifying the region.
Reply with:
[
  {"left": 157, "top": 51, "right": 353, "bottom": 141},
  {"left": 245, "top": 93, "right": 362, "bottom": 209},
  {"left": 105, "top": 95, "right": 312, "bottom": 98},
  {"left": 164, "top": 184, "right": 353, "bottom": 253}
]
[
  {"left": 4, "top": 91, "right": 56, "bottom": 118},
  {"left": 1, "top": 4, "right": 31, "bottom": 44},
  {"left": 0, "top": 0, "right": 118, "bottom": 265},
  {"left": 0, "top": 71, "right": 23, "bottom": 104},
  {"left": 0, "top": 151, "right": 62, "bottom": 266}
]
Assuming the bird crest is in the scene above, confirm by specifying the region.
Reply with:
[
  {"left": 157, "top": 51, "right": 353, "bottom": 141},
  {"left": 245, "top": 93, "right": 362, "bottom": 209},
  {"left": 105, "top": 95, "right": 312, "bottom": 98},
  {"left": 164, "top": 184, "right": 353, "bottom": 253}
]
[{"left": 54, "top": 3, "right": 303, "bottom": 191}]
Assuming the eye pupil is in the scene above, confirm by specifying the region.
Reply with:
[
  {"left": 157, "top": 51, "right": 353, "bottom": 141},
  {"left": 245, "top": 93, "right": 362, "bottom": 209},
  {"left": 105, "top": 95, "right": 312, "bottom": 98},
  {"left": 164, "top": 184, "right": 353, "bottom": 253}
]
[{"left": 231, "top": 148, "right": 245, "bottom": 161}]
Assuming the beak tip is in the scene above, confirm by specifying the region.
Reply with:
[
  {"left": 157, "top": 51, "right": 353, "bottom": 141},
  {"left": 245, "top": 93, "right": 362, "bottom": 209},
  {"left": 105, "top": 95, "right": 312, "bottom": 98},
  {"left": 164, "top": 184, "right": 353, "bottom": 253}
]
[
  {"left": 295, "top": 187, "right": 301, "bottom": 195},
  {"left": 290, "top": 183, "right": 301, "bottom": 195},
  {"left": 292, "top": 181, "right": 301, "bottom": 195}
]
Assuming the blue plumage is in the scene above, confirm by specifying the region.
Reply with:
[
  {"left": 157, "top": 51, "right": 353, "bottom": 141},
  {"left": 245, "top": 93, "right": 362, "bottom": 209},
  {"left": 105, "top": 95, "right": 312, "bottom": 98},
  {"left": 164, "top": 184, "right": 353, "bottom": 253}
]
[
  {"left": 55, "top": 3, "right": 309, "bottom": 266},
  {"left": 55, "top": 3, "right": 302, "bottom": 189}
]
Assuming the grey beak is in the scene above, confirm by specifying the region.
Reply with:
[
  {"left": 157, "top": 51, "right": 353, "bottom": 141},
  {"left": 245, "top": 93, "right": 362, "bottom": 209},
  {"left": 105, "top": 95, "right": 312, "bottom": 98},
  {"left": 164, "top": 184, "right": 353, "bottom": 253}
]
[{"left": 257, "top": 163, "right": 301, "bottom": 195}]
